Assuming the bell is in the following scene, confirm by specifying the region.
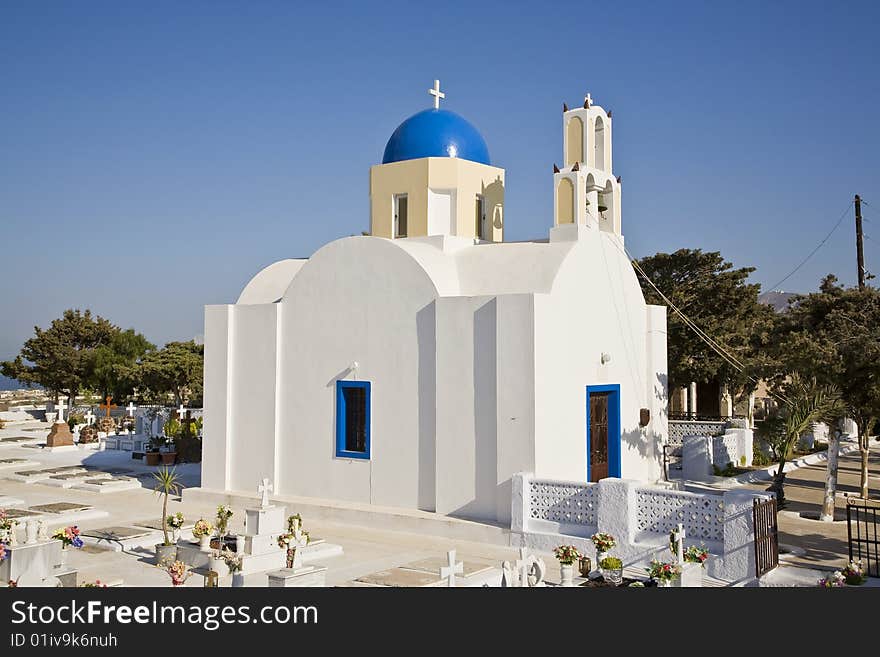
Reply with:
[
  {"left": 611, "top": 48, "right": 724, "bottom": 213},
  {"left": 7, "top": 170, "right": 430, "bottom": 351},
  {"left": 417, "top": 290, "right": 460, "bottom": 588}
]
[{"left": 597, "top": 197, "right": 609, "bottom": 213}]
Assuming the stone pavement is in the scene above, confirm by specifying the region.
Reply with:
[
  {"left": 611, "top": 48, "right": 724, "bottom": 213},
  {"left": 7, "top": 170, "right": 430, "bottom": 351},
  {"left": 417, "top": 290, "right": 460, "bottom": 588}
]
[{"left": 741, "top": 441, "right": 880, "bottom": 571}]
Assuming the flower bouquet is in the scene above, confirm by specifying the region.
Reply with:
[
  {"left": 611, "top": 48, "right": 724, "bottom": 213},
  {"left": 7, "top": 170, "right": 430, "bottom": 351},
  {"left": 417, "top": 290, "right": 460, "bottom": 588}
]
[
  {"left": 167, "top": 512, "right": 185, "bottom": 530},
  {"left": 79, "top": 580, "right": 108, "bottom": 588},
  {"left": 221, "top": 547, "right": 242, "bottom": 573},
  {"left": 216, "top": 505, "right": 233, "bottom": 536},
  {"left": 683, "top": 545, "right": 709, "bottom": 567},
  {"left": 192, "top": 519, "right": 212, "bottom": 539},
  {"left": 52, "top": 526, "right": 84, "bottom": 549},
  {"left": 591, "top": 532, "right": 616, "bottom": 557},
  {"left": 841, "top": 560, "right": 866, "bottom": 585},
  {"left": 167, "top": 560, "right": 190, "bottom": 586},
  {"left": 818, "top": 571, "right": 846, "bottom": 588},
  {"left": 647, "top": 559, "right": 681, "bottom": 586},
  {"left": 0, "top": 543, "right": 7, "bottom": 562},
  {"left": 552, "top": 545, "right": 581, "bottom": 565}
]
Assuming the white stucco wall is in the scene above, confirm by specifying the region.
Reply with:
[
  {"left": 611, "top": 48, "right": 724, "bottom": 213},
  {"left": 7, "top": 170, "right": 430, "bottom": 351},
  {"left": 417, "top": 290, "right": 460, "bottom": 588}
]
[
  {"left": 203, "top": 226, "right": 666, "bottom": 521},
  {"left": 532, "top": 231, "right": 663, "bottom": 483},
  {"left": 275, "top": 237, "right": 439, "bottom": 508},
  {"left": 228, "top": 303, "right": 279, "bottom": 492}
]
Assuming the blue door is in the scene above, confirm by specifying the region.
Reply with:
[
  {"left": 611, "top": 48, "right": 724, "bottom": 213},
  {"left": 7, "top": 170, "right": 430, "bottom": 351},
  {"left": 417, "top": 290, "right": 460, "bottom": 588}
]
[{"left": 586, "top": 384, "right": 621, "bottom": 481}]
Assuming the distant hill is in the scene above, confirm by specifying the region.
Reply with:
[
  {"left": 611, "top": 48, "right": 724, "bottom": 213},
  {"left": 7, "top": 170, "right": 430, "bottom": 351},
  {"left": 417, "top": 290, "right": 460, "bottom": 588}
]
[
  {"left": 0, "top": 374, "right": 25, "bottom": 391},
  {"left": 759, "top": 290, "right": 800, "bottom": 313}
]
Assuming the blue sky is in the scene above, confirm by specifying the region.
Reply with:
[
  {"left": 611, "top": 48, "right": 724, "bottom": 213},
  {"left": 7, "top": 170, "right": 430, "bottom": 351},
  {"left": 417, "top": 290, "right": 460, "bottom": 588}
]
[{"left": 2, "top": 1, "right": 879, "bottom": 358}]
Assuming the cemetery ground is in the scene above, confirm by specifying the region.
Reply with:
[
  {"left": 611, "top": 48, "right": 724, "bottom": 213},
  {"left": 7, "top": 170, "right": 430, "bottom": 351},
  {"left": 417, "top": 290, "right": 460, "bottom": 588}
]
[
  {"left": 0, "top": 419, "right": 533, "bottom": 587},
  {"left": 2, "top": 416, "right": 878, "bottom": 587}
]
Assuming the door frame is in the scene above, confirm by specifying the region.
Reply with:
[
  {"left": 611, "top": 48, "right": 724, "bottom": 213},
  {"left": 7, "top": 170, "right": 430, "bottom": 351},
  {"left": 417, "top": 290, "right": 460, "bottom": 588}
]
[{"left": 586, "top": 384, "right": 621, "bottom": 481}]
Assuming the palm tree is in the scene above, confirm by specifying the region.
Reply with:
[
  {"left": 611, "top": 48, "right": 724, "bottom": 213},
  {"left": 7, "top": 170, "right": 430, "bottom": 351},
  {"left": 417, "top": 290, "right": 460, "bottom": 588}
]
[
  {"left": 153, "top": 466, "right": 181, "bottom": 546},
  {"left": 759, "top": 376, "right": 843, "bottom": 507}
]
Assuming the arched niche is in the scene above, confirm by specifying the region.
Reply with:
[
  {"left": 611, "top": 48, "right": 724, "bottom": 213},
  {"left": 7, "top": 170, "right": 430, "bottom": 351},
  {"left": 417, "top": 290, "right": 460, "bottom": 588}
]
[
  {"left": 566, "top": 116, "right": 584, "bottom": 167},
  {"left": 557, "top": 177, "right": 574, "bottom": 224},
  {"left": 594, "top": 116, "right": 606, "bottom": 171}
]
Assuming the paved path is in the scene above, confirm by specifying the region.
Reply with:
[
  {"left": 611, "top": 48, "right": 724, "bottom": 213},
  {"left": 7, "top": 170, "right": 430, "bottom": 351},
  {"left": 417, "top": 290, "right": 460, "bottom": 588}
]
[{"left": 742, "top": 441, "right": 880, "bottom": 571}]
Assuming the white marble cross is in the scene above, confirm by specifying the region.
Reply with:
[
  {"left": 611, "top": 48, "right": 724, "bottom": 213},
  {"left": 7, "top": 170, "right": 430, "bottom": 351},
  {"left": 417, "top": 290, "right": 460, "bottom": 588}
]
[
  {"left": 177, "top": 403, "right": 186, "bottom": 420},
  {"left": 84, "top": 410, "right": 95, "bottom": 426},
  {"left": 55, "top": 398, "right": 66, "bottom": 423},
  {"left": 126, "top": 402, "right": 136, "bottom": 417},
  {"left": 440, "top": 550, "right": 463, "bottom": 587},
  {"left": 259, "top": 478, "right": 273, "bottom": 508},
  {"left": 584, "top": 92, "right": 592, "bottom": 108},
  {"left": 428, "top": 79, "right": 445, "bottom": 109},
  {"left": 675, "top": 523, "right": 685, "bottom": 564}
]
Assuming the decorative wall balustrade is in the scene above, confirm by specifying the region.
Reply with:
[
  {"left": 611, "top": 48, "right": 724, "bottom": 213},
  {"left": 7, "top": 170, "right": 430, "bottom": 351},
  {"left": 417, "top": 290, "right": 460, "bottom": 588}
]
[
  {"left": 528, "top": 479, "right": 597, "bottom": 527},
  {"left": 634, "top": 487, "right": 725, "bottom": 543}
]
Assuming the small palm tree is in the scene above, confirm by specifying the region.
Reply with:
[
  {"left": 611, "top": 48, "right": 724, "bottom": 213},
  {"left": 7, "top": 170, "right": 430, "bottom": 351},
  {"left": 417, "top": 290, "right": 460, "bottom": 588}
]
[
  {"left": 153, "top": 466, "right": 181, "bottom": 547},
  {"left": 760, "top": 376, "right": 843, "bottom": 506}
]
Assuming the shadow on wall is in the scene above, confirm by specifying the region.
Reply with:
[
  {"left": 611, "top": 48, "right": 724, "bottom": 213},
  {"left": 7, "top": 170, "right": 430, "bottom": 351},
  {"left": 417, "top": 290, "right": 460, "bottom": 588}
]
[
  {"left": 450, "top": 299, "right": 497, "bottom": 522},
  {"left": 417, "top": 303, "right": 436, "bottom": 512}
]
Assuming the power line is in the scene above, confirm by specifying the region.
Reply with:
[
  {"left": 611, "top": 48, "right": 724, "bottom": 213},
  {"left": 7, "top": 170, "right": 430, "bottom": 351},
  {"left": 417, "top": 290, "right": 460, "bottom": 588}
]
[
  {"left": 765, "top": 202, "right": 852, "bottom": 292},
  {"left": 609, "top": 237, "right": 790, "bottom": 405}
]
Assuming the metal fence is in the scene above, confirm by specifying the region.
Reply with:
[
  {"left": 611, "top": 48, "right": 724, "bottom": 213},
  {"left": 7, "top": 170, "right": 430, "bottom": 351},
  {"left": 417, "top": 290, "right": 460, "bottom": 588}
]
[
  {"left": 753, "top": 497, "right": 779, "bottom": 578},
  {"left": 847, "top": 499, "right": 880, "bottom": 577}
]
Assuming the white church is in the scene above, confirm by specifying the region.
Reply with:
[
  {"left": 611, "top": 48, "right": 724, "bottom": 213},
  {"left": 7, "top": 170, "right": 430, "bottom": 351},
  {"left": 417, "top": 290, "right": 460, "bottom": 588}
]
[{"left": 201, "top": 83, "right": 668, "bottom": 526}]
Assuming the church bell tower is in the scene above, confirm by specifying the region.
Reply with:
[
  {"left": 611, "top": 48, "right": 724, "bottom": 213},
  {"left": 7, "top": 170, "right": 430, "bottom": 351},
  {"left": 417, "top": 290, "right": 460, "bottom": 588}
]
[{"left": 553, "top": 93, "right": 621, "bottom": 235}]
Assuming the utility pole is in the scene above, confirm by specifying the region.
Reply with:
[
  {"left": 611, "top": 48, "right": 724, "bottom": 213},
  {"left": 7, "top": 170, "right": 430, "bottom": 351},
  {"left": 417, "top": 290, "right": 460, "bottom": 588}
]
[{"left": 855, "top": 194, "right": 865, "bottom": 290}]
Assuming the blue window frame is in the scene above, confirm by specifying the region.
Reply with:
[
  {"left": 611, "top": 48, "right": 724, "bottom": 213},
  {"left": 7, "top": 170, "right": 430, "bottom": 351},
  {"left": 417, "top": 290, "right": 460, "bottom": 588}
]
[
  {"left": 336, "top": 381, "right": 371, "bottom": 459},
  {"left": 586, "top": 384, "right": 621, "bottom": 481}
]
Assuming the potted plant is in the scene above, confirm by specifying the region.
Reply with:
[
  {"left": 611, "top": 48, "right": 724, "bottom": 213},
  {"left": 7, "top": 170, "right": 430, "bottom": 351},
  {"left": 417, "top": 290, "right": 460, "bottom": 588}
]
[
  {"left": 166, "top": 512, "right": 185, "bottom": 543},
  {"left": 145, "top": 437, "right": 162, "bottom": 466},
  {"left": 552, "top": 545, "right": 581, "bottom": 587},
  {"left": 193, "top": 519, "right": 213, "bottom": 550},
  {"left": 152, "top": 466, "right": 181, "bottom": 567},
  {"left": 599, "top": 556, "right": 624, "bottom": 585},
  {"left": 647, "top": 559, "right": 681, "bottom": 587},
  {"left": 591, "top": 532, "right": 616, "bottom": 564}
]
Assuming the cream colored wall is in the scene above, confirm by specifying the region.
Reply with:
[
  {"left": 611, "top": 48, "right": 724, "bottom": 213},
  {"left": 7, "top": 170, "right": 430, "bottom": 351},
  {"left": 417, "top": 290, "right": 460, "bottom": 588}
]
[
  {"left": 370, "top": 157, "right": 504, "bottom": 241},
  {"left": 556, "top": 177, "right": 574, "bottom": 224},
  {"left": 566, "top": 116, "right": 584, "bottom": 166},
  {"left": 369, "top": 159, "right": 430, "bottom": 238}
]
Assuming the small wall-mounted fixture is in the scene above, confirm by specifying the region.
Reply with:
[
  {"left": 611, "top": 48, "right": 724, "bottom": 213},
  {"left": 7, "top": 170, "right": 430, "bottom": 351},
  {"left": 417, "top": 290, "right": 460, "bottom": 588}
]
[
  {"left": 639, "top": 408, "right": 651, "bottom": 427},
  {"left": 600, "top": 352, "right": 612, "bottom": 365},
  {"left": 350, "top": 361, "right": 359, "bottom": 373}
]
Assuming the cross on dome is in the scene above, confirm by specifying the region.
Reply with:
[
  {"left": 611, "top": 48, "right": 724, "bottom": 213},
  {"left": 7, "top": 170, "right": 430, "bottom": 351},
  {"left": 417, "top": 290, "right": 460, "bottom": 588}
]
[
  {"left": 584, "top": 92, "right": 592, "bottom": 108},
  {"left": 428, "top": 79, "right": 445, "bottom": 109}
]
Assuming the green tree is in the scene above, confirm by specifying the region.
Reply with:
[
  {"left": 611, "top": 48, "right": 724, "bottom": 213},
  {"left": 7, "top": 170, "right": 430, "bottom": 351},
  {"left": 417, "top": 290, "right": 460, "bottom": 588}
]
[
  {"left": 86, "top": 328, "right": 155, "bottom": 401},
  {"left": 635, "top": 249, "right": 778, "bottom": 405},
  {"left": 758, "top": 376, "right": 843, "bottom": 506},
  {"left": 773, "top": 275, "right": 880, "bottom": 498},
  {"left": 0, "top": 309, "right": 117, "bottom": 406},
  {"left": 135, "top": 341, "right": 204, "bottom": 406}
]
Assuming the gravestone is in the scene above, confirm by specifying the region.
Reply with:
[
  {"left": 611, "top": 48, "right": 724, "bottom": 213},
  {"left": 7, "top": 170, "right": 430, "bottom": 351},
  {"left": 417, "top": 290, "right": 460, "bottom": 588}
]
[
  {"left": 682, "top": 435, "right": 713, "bottom": 482},
  {"left": 46, "top": 422, "right": 74, "bottom": 448},
  {"left": 78, "top": 425, "right": 99, "bottom": 444},
  {"left": 29, "top": 502, "right": 92, "bottom": 514}
]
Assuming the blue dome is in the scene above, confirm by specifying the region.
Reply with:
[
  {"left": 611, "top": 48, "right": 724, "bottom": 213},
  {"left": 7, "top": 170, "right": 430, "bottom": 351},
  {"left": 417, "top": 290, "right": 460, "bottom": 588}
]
[{"left": 382, "top": 108, "right": 490, "bottom": 165}]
